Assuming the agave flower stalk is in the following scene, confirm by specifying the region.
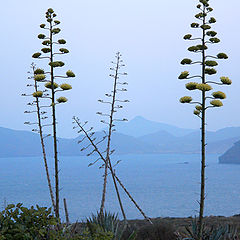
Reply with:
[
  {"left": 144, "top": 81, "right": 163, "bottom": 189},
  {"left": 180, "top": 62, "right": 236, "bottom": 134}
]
[
  {"left": 72, "top": 116, "right": 152, "bottom": 224},
  {"left": 24, "top": 63, "right": 56, "bottom": 213},
  {"left": 32, "top": 8, "right": 75, "bottom": 219},
  {"left": 99, "top": 52, "right": 128, "bottom": 216},
  {"left": 179, "top": 1, "right": 231, "bottom": 239}
]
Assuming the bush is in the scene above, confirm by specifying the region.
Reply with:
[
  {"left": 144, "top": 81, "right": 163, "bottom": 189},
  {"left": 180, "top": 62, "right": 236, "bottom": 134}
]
[{"left": 0, "top": 203, "right": 57, "bottom": 240}]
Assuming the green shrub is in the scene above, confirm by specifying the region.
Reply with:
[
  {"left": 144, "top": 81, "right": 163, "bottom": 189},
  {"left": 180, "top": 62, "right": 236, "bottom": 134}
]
[{"left": 0, "top": 203, "right": 57, "bottom": 240}]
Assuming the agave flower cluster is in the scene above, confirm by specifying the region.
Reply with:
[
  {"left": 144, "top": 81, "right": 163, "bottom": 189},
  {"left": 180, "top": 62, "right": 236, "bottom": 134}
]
[
  {"left": 179, "top": 0, "right": 231, "bottom": 116},
  {"left": 32, "top": 8, "right": 75, "bottom": 105}
]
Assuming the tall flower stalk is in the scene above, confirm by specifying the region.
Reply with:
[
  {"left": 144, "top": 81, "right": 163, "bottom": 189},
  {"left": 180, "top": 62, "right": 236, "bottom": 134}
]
[
  {"left": 32, "top": 8, "right": 75, "bottom": 219},
  {"left": 23, "top": 63, "right": 56, "bottom": 213},
  {"left": 179, "top": 0, "right": 231, "bottom": 239},
  {"left": 73, "top": 52, "right": 152, "bottom": 224}
]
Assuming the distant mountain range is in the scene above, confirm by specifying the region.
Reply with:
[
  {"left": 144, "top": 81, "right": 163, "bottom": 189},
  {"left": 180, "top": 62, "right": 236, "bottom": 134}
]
[{"left": 0, "top": 116, "right": 239, "bottom": 158}]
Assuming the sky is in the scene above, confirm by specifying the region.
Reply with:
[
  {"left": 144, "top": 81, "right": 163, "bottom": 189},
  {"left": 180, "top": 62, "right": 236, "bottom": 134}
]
[{"left": 1, "top": 0, "right": 239, "bottom": 138}]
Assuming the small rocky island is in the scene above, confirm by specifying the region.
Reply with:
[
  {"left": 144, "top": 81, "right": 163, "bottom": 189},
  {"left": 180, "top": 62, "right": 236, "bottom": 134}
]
[{"left": 219, "top": 140, "right": 240, "bottom": 164}]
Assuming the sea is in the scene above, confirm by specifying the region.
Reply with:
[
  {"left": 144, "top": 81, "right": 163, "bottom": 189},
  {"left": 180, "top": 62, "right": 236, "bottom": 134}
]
[{"left": 1, "top": 154, "right": 240, "bottom": 222}]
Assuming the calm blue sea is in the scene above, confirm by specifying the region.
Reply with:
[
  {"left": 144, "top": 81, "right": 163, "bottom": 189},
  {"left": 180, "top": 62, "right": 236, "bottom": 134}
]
[{"left": 0, "top": 154, "right": 240, "bottom": 222}]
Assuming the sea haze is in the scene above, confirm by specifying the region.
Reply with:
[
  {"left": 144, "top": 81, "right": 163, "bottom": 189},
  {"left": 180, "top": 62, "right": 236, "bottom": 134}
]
[{"left": 1, "top": 154, "right": 240, "bottom": 222}]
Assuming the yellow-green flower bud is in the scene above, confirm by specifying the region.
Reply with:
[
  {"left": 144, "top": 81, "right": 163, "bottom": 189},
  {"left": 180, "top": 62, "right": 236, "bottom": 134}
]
[
  {"left": 197, "top": 4, "right": 201, "bottom": 8},
  {"left": 34, "top": 74, "right": 46, "bottom": 81},
  {"left": 206, "top": 31, "right": 217, "bottom": 37},
  {"left": 196, "top": 83, "right": 212, "bottom": 91},
  {"left": 205, "top": 61, "right": 218, "bottom": 67},
  {"left": 205, "top": 68, "right": 217, "bottom": 75},
  {"left": 45, "top": 82, "right": 59, "bottom": 89},
  {"left": 38, "top": 34, "right": 46, "bottom": 39},
  {"left": 52, "top": 28, "right": 61, "bottom": 34},
  {"left": 210, "top": 100, "right": 223, "bottom": 107},
  {"left": 60, "top": 83, "right": 72, "bottom": 90},
  {"left": 32, "top": 52, "right": 41, "bottom": 58},
  {"left": 66, "top": 70, "right": 75, "bottom": 77},
  {"left": 195, "top": 105, "right": 202, "bottom": 111},
  {"left": 180, "top": 96, "right": 192, "bottom": 103},
  {"left": 196, "top": 44, "right": 208, "bottom": 50},
  {"left": 207, "top": 7, "right": 213, "bottom": 12},
  {"left": 59, "top": 48, "right": 69, "bottom": 54},
  {"left": 191, "top": 23, "right": 199, "bottom": 28},
  {"left": 209, "top": 38, "right": 220, "bottom": 43},
  {"left": 58, "top": 39, "right": 66, "bottom": 44},
  {"left": 40, "top": 24, "right": 46, "bottom": 28},
  {"left": 34, "top": 68, "right": 44, "bottom": 75},
  {"left": 217, "top": 53, "right": 228, "bottom": 59},
  {"left": 220, "top": 76, "right": 232, "bottom": 85},
  {"left": 33, "top": 91, "right": 43, "bottom": 98},
  {"left": 49, "top": 61, "right": 65, "bottom": 68},
  {"left": 178, "top": 71, "right": 189, "bottom": 79},
  {"left": 194, "top": 110, "right": 200, "bottom": 115},
  {"left": 57, "top": 97, "right": 68, "bottom": 103},
  {"left": 54, "top": 20, "right": 60, "bottom": 25},
  {"left": 42, "top": 40, "right": 51, "bottom": 46},
  {"left": 188, "top": 46, "right": 200, "bottom": 52},
  {"left": 201, "top": 24, "right": 211, "bottom": 30},
  {"left": 48, "top": 8, "right": 54, "bottom": 13},
  {"left": 212, "top": 91, "right": 226, "bottom": 99},
  {"left": 41, "top": 48, "right": 51, "bottom": 53},
  {"left": 186, "top": 82, "right": 198, "bottom": 90},
  {"left": 184, "top": 34, "right": 192, "bottom": 40},
  {"left": 209, "top": 17, "right": 216, "bottom": 24},
  {"left": 181, "top": 58, "right": 192, "bottom": 65}
]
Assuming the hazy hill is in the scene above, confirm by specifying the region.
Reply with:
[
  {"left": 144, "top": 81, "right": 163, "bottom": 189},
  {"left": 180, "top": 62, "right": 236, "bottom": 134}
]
[
  {"left": 219, "top": 140, "right": 240, "bottom": 164},
  {"left": 115, "top": 116, "right": 195, "bottom": 137},
  {"left": 0, "top": 118, "right": 239, "bottom": 157}
]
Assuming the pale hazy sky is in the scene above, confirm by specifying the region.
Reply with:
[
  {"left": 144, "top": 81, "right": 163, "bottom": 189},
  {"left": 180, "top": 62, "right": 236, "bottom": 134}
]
[{"left": 1, "top": 0, "right": 239, "bottom": 138}]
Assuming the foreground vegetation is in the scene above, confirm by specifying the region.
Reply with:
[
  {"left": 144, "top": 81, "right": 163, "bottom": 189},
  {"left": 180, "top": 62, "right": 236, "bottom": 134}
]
[{"left": 1, "top": 204, "right": 240, "bottom": 240}]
